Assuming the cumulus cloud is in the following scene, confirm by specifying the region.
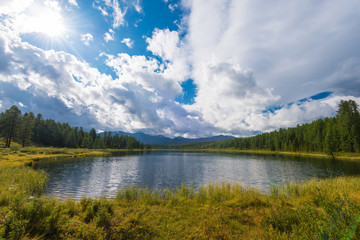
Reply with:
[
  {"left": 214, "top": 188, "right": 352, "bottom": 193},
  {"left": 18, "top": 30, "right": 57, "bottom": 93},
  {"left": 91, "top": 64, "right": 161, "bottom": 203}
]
[
  {"left": 0, "top": 11, "right": 209, "bottom": 137},
  {"left": 253, "top": 95, "right": 360, "bottom": 133},
  {"left": 104, "top": 29, "right": 115, "bottom": 42},
  {"left": 325, "top": 58, "right": 360, "bottom": 96},
  {"left": 121, "top": 38, "right": 134, "bottom": 48},
  {"left": 146, "top": 28, "right": 180, "bottom": 61},
  {"left": 1, "top": 0, "right": 360, "bottom": 138},
  {"left": 81, "top": 33, "right": 93, "bottom": 46},
  {"left": 184, "top": 59, "right": 279, "bottom": 135},
  {"left": 146, "top": 28, "right": 190, "bottom": 82},
  {"left": 184, "top": 0, "right": 360, "bottom": 102},
  {"left": 171, "top": 0, "right": 360, "bottom": 136}
]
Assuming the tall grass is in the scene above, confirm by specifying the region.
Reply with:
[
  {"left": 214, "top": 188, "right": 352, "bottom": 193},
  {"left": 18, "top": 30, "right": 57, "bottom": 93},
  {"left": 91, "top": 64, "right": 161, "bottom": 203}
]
[
  {"left": 2, "top": 144, "right": 360, "bottom": 238},
  {"left": 0, "top": 166, "right": 48, "bottom": 205},
  {"left": 1, "top": 161, "right": 360, "bottom": 239}
]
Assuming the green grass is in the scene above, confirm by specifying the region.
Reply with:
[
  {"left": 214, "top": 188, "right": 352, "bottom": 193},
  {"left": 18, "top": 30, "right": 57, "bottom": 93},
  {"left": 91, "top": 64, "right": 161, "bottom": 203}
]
[
  {"left": 1, "top": 166, "right": 360, "bottom": 239},
  {"left": 1, "top": 145, "right": 360, "bottom": 239}
]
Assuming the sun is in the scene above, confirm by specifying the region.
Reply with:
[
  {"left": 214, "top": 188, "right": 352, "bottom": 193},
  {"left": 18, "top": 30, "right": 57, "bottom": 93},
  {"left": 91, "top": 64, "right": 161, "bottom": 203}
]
[{"left": 36, "top": 12, "right": 65, "bottom": 37}]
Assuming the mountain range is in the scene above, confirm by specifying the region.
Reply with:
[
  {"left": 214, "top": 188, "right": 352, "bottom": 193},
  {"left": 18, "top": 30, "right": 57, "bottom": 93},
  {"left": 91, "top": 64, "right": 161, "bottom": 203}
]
[{"left": 101, "top": 131, "right": 235, "bottom": 145}]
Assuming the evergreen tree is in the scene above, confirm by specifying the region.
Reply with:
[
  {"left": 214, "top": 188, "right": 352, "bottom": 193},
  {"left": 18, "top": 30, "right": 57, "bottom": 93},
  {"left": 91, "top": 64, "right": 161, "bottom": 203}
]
[
  {"left": 77, "top": 127, "right": 85, "bottom": 147},
  {"left": 324, "top": 125, "right": 335, "bottom": 156},
  {"left": 19, "top": 112, "right": 35, "bottom": 147},
  {"left": 32, "top": 114, "right": 43, "bottom": 145},
  {"left": 65, "top": 130, "right": 77, "bottom": 148},
  {"left": 81, "top": 134, "right": 93, "bottom": 149},
  {"left": 0, "top": 105, "right": 22, "bottom": 147},
  {"left": 89, "top": 128, "right": 97, "bottom": 143},
  {"left": 93, "top": 136, "right": 105, "bottom": 149}
]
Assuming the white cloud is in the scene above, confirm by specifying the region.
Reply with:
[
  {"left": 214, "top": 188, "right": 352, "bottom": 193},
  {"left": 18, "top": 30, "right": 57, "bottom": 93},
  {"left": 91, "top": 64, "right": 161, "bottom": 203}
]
[
  {"left": 133, "top": 0, "right": 142, "bottom": 13},
  {"left": 93, "top": 3, "right": 108, "bottom": 16},
  {"left": 168, "top": 0, "right": 360, "bottom": 135},
  {"left": 134, "top": 4, "right": 142, "bottom": 13},
  {"left": 184, "top": 0, "right": 360, "bottom": 103},
  {"left": 146, "top": 28, "right": 190, "bottom": 82},
  {"left": 103, "top": 53, "right": 182, "bottom": 99},
  {"left": 112, "top": 0, "right": 127, "bottom": 28},
  {"left": 1, "top": 0, "right": 65, "bottom": 38},
  {"left": 251, "top": 95, "right": 360, "bottom": 133},
  {"left": 104, "top": 29, "right": 115, "bottom": 42},
  {"left": 168, "top": 4, "right": 178, "bottom": 12},
  {"left": 1, "top": 0, "right": 360, "bottom": 138},
  {"left": 0, "top": 0, "right": 33, "bottom": 15},
  {"left": 93, "top": 0, "right": 127, "bottom": 29},
  {"left": 0, "top": 17, "right": 209, "bottom": 137},
  {"left": 146, "top": 28, "right": 180, "bottom": 61},
  {"left": 184, "top": 59, "right": 280, "bottom": 135},
  {"left": 121, "top": 38, "right": 134, "bottom": 48},
  {"left": 68, "top": 0, "right": 78, "bottom": 7},
  {"left": 81, "top": 33, "right": 93, "bottom": 46}
]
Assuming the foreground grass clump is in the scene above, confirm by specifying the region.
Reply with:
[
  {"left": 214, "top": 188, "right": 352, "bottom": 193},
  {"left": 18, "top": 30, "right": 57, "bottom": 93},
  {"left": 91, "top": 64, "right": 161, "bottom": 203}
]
[{"left": 1, "top": 168, "right": 360, "bottom": 239}]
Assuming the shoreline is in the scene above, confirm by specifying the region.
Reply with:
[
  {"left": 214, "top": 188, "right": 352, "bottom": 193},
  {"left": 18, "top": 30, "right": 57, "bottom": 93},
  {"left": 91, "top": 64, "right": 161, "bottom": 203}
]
[
  {"left": 152, "top": 148, "right": 360, "bottom": 161},
  {"left": 1, "top": 146, "right": 360, "bottom": 167}
]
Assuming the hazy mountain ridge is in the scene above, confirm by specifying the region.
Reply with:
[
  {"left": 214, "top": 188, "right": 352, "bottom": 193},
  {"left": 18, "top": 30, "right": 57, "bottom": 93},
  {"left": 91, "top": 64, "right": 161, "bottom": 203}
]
[{"left": 101, "top": 131, "right": 235, "bottom": 145}]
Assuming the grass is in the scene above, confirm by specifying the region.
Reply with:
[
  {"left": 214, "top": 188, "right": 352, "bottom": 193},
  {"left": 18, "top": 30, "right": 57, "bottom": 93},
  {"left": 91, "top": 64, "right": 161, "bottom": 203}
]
[
  {"left": 1, "top": 172, "right": 360, "bottom": 239},
  {"left": 1, "top": 143, "right": 360, "bottom": 239},
  {"left": 0, "top": 145, "right": 142, "bottom": 167},
  {"left": 156, "top": 148, "right": 360, "bottom": 161}
]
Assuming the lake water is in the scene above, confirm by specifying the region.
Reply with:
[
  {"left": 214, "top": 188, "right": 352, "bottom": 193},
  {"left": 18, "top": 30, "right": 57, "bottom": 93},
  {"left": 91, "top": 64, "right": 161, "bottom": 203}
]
[{"left": 33, "top": 151, "right": 360, "bottom": 199}]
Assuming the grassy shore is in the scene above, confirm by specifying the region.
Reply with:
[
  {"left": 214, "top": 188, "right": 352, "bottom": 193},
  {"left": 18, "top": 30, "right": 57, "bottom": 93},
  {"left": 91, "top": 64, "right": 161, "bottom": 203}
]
[
  {"left": 158, "top": 147, "right": 360, "bottom": 161},
  {"left": 0, "top": 144, "right": 143, "bottom": 167},
  {"left": 1, "top": 146, "right": 360, "bottom": 239}
]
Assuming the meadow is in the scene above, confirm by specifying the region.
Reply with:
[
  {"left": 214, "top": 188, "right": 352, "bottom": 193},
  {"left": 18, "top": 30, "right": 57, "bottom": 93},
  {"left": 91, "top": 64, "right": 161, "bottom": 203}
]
[{"left": 1, "top": 145, "right": 360, "bottom": 239}]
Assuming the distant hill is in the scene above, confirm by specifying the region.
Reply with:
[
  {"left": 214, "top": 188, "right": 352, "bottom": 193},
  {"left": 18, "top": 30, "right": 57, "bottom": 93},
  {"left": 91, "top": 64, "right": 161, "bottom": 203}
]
[{"left": 100, "top": 131, "right": 235, "bottom": 145}]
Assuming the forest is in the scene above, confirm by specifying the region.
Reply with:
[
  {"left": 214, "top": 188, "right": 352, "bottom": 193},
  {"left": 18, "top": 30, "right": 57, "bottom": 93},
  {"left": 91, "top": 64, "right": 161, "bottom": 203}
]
[
  {"left": 0, "top": 106, "right": 145, "bottom": 150},
  {"left": 1, "top": 100, "right": 359, "bottom": 154},
  {"left": 176, "top": 100, "right": 360, "bottom": 155}
]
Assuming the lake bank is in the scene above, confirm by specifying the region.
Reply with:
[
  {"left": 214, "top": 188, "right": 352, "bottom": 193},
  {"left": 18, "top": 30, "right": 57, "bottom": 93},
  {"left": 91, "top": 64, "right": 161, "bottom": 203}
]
[
  {"left": 2, "top": 146, "right": 360, "bottom": 168},
  {"left": 0, "top": 147, "right": 145, "bottom": 167},
  {"left": 1, "top": 147, "right": 360, "bottom": 239},
  {"left": 155, "top": 148, "right": 360, "bottom": 161}
]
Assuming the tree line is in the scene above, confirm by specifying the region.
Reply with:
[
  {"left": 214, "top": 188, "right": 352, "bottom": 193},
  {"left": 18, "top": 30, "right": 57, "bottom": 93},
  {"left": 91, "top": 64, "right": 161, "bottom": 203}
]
[
  {"left": 0, "top": 106, "right": 145, "bottom": 149},
  {"left": 175, "top": 100, "right": 360, "bottom": 155}
]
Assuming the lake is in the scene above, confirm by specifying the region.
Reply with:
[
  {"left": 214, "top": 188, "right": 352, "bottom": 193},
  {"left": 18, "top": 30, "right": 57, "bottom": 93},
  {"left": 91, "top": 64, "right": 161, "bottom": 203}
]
[{"left": 33, "top": 151, "right": 360, "bottom": 199}]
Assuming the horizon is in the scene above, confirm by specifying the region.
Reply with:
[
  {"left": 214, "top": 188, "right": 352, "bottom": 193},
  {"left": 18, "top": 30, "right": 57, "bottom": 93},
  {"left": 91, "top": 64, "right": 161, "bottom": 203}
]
[{"left": 1, "top": 0, "right": 360, "bottom": 138}]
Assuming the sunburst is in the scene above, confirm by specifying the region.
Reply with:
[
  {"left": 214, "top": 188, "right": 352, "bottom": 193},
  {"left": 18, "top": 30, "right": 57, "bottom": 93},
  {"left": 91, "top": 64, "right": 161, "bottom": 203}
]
[{"left": 35, "top": 12, "right": 65, "bottom": 37}]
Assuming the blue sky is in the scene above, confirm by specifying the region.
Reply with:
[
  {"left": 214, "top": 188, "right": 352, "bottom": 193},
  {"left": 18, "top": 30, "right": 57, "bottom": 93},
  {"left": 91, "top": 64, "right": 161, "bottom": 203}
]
[{"left": 1, "top": 0, "right": 360, "bottom": 137}]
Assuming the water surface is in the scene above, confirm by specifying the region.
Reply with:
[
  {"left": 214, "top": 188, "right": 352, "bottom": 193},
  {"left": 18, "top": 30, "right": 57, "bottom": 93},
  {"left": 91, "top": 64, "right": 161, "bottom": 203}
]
[{"left": 33, "top": 151, "right": 360, "bottom": 199}]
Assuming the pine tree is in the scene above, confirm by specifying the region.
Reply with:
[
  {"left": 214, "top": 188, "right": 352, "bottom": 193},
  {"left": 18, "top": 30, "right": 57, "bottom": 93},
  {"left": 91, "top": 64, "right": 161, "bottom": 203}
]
[
  {"left": 0, "top": 105, "right": 22, "bottom": 147},
  {"left": 65, "top": 130, "right": 77, "bottom": 148},
  {"left": 324, "top": 126, "right": 335, "bottom": 156},
  {"left": 89, "top": 128, "right": 97, "bottom": 142},
  {"left": 19, "top": 112, "right": 35, "bottom": 147},
  {"left": 81, "top": 134, "right": 93, "bottom": 149}
]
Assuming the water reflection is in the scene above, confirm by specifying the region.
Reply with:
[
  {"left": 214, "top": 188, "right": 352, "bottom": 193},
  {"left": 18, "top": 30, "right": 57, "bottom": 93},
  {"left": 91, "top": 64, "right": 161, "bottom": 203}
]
[{"left": 33, "top": 152, "right": 360, "bottom": 199}]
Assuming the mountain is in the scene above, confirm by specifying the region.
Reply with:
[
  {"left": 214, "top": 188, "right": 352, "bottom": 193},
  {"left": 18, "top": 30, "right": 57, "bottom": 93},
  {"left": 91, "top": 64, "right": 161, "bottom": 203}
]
[{"left": 100, "top": 131, "right": 235, "bottom": 145}]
